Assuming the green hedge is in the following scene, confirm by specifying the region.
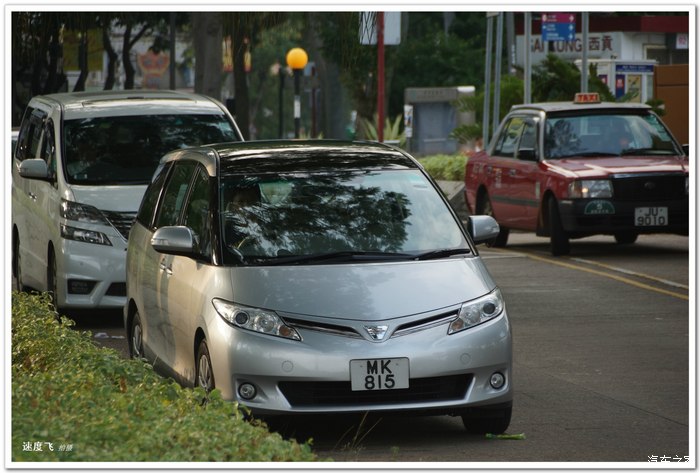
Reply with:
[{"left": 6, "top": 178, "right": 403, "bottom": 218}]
[
  {"left": 417, "top": 154, "right": 468, "bottom": 181},
  {"left": 11, "top": 292, "right": 321, "bottom": 462}
]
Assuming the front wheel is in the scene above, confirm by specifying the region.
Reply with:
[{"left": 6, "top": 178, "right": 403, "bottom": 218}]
[
  {"left": 12, "top": 235, "right": 24, "bottom": 292},
  {"left": 129, "top": 311, "right": 145, "bottom": 360},
  {"left": 462, "top": 406, "right": 512, "bottom": 435},
  {"left": 548, "top": 198, "right": 570, "bottom": 256},
  {"left": 196, "top": 339, "right": 215, "bottom": 393}
]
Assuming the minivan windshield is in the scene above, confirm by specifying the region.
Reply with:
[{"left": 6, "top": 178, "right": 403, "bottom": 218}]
[
  {"left": 220, "top": 169, "right": 468, "bottom": 265},
  {"left": 63, "top": 114, "right": 238, "bottom": 184},
  {"left": 544, "top": 112, "right": 680, "bottom": 159}
]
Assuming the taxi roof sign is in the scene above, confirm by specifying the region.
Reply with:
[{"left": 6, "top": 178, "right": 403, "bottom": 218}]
[{"left": 574, "top": 93, "right": 601, "bottom": 104}]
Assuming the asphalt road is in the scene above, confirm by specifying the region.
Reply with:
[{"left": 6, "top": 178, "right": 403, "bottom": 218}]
[{"left": 78, "top": 232, "right": 691, "bottom": 465}]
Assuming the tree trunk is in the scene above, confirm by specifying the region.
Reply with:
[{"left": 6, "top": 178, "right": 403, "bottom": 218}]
[
  {"left": 122, "top": 24, "right": 135, "bottom": 89},
  {"left": 232, "top": 27, "right": 249, "bottom": 140},
  {"left": 73, "top": 31, "right": 88, "bottom": 91},
  {"left": 192, "top": 12, "right": 222, "bottom": 99},
  {"left": 103, "top": 27, "right": 118, "bottom": 90}
]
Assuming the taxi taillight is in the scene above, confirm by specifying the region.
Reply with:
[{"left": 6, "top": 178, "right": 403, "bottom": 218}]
[{"left": 574, "top": 92, "right": 600, "bottom": 104}]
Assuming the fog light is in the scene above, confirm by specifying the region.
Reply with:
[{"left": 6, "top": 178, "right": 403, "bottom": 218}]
[
  {"left": 238, "top": 383, "right": 257, "bottom": 400},
  {"left": 490, "top": 372, "right": 505, "bottom": 389}
]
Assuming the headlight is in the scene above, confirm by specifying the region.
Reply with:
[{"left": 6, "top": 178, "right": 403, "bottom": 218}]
[
  {"left": 61, "top": 199, "right": 110, "bottom": 225},
  {"left": 567, "top": 180, "right": 613, "bottom": 199},
  {"left": 60, "top": 224, "right": 112, "bottom": 246},
  {"left": 212, "top": 299, "right": 301, "bottom": 341},
  {"left": 448, "top": 288, "right": 505, "bottom": 334}
]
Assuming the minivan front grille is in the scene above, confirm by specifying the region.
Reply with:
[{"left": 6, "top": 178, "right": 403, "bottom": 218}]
[
  {"left": 279, "top": 374, "right": 472, "bottom": 407},
  {"left": 102, "top": 211, "right": 137, "bottom": 241}
]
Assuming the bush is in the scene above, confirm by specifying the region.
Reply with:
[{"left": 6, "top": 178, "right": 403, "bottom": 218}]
[
  {"left": 417, "top": 154, "right": 468, "bottom": 181},
  {"left": 11, "top": 292, "right": 320, "bottom": 463}
]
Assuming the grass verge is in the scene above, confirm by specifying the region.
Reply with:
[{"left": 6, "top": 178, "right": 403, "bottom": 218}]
[{"left": 11, "top": 292, "right": 320, "bottom": 462}]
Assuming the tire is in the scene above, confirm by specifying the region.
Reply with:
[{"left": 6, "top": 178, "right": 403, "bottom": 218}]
[
  {"left": 479, "top": 193, "right": 509, "bottom": 247},
  {"left": 462, "top": 405, "right": 512, "bottom": 435},
  {"left": 196, "top": 339, "right": 215, "bottom": 392},
  {"left": 614, "top": 232, "right": 638, "bottom": 245},
  {"left": 47, "top": 249, "right": 59, "bottom": 311},
  {"left": 12, "top": 235, "right": 24, "bottom": 292},
  {"left": 129, "top": 311, "right": 145, "bottom": 360},
  {"left": 548, "top": 198, "right": 570, "bottom": 256}
]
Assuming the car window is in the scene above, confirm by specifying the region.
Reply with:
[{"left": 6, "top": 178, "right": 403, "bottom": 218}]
[
  {"left": 155, "top": 161, "right": 197, "bottom": 228},
  {"left": 493, "top": 117, "right": 527, "bottom": 158},
  {"left": 62, "top": 113, "right": 238, "bottom": 185},
  {"left": 220, "top": 169, "right": 467, "bottom": 264},
  {"left": 39, "top": 120, "right": 57, "bottom": 179},
  {"left": 136, "top": 162, "right": 172, "bottom": 229},
  {"left": 516, "top": 119, "right": 538, "bottom": 159},
  {"left": 182, "top": 166, "right": 213, "bottom": 260},
  {"left": 15, "top": 107, "right": 47, "bottom": 162}
]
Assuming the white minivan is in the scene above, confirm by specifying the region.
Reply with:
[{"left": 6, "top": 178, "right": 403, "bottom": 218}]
[{"left": 12, "top": 90, "right": 243, "bottom": 311}]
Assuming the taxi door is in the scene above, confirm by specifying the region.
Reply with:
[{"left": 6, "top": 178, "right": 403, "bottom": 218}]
[
  {"left": 508, "top": 118, "right": 540, "bottom": 230},
  {"left": 486, "top": 115, "right": 540, "bottom": 229}
]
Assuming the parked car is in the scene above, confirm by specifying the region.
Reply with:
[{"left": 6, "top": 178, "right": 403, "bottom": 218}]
[
  {"left": 125, "top": 140, "right": 512, "bottom": 434},
  {"left": 12, "top": 90, "right": 243, "bottom": 311},
  {"left": 464, "top": 93, "right": 689, "bottom": 255}
]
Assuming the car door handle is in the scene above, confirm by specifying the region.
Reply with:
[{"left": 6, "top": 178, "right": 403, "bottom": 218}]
[
  {"left": 508, "top": 169, "right": 517, "bottom": 177},
  {"left": 484, "top": 165, "right": 493, "bottom": 175},
  {"left": 27, "top": 192, "right": 37, "bottom": 201}
]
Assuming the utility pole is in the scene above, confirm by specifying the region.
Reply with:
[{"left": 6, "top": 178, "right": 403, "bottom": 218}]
[{"left": 377, "top": 12, "right": 385, "bottom": 143}]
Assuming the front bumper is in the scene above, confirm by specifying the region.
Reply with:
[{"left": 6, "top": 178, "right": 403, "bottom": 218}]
[
  {"left": 57, "top": 238, "right": 127, "bottom": 309},
  {"left": 558, "top": 198, "right": 689, "bottom": 236},
  {"left": 207, "top": 309, "right": 513, "bottom": 416}
]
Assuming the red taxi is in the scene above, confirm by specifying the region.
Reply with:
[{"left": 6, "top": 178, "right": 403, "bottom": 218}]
[{"left": 464, "top": 93, "right": 689, "bottom": 255}]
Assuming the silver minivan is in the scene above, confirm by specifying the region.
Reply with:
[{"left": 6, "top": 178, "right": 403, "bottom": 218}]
[
  {"left": 125, "top": 140, "right": 512, "bottom": 434},
  {"left": 11, "top": 90, "right": 242, "bottom": 311}
]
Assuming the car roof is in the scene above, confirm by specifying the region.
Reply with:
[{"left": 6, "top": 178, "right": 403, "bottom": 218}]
[
  {"left": 34, "top": 90, "right": 228, "bottom": 119},
  {"left": 167, "top": 140, "right": 421, "bottom": 176},
  {"left": 510, "top": 101, "right": 652, "bottom": 114}
]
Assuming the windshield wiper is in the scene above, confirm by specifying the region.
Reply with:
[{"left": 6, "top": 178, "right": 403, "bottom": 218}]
[
  {"left": 264, "top": 250, "right": 413, "bottom": 266},
  {"left": 413, "top": 248, "right": 472, "bottom": 260},
  {"left": 620, "top": 148, "right": 675, "bottom": 156}
]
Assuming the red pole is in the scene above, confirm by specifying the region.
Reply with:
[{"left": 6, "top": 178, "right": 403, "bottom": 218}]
[{"left": 377, "top": 11, "right": 385, "bottom": 143}]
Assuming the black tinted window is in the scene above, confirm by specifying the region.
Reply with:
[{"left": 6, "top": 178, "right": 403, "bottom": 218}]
[
  {"left": 155, "top": 161, "right": 197, "bottom": 228},
  {"left": 63, "top": 114, "right": 238, "bottom": 185},
  {"left": 136, "top": 163, "right": 171, "bottom": 228},
  {"left": 183, "top": 167, "right": 213, "bottom": 259}
]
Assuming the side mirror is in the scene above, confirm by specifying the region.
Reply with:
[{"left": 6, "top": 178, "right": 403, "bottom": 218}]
[
  {"left": 517, "top": 148, "right": 538, "bottom": 162},
  {"left": 468, "top": 215, "right": 500, "bottom": 245},
  {"left": 682, "top": 144, "right": 689, "bottom": 156},
  {"left": 151, "top": 226, "right": 195, "bottom": 256},
  {"left": 18, "top": 159, "right": 49, "bottom": 180}
]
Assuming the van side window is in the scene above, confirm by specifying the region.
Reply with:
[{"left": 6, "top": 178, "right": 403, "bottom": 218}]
[
  {"left": 182, "top": 166, "right": 213, "bottom": 260},
  {"left": 15, "top": 107, "right": 47, "bottom": 162},
  {"left": 40, "top": 121, "right": 57, "bottom": 179},
  {"left": 136, "top": 162, "right": 172, "bottom": 229},
  {"left": 154, "top": 161, "right": 197, "bottom": 228}
]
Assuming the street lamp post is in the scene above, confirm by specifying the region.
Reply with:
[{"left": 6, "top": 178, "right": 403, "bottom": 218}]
[{"left": 286, "top": 47, "right": 308, "bottom": 139}]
